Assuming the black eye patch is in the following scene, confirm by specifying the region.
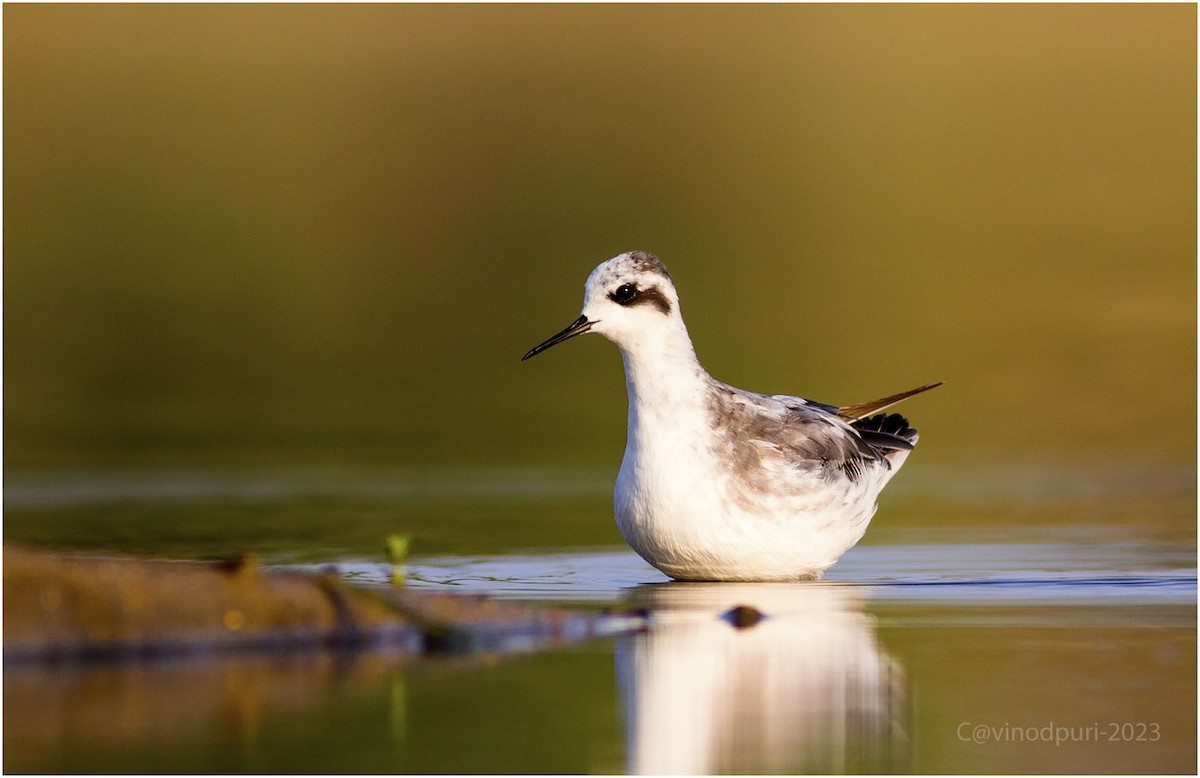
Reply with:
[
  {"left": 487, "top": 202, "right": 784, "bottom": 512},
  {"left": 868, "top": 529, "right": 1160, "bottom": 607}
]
[{"left": 609, "top": 283, "right": 671, "bottom": 315}]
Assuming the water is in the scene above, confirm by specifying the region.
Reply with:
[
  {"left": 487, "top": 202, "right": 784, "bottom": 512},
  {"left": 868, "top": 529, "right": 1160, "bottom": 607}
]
[{"left": 4, "top": 467, "right": 1195, "bottom": 773}]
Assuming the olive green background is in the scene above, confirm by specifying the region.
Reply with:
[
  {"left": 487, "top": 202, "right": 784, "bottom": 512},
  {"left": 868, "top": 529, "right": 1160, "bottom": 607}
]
[{"left": 6, "top": 4, "right": 1194, "bottom": 472}]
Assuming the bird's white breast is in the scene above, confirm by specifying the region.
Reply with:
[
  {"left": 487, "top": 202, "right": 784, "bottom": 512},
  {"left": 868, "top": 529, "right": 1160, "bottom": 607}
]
[{"left": 614, "top": 381, "right": 884, "bottom": 582}]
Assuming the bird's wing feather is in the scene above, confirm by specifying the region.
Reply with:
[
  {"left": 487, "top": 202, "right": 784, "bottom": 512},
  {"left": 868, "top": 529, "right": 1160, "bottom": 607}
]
[
  {"left": 710, "top": 381, "right": 935, "bottom": 486},
  {"left": 836, "top": 382, "right": 943, "bottom": 422},
  {"left": 852, "top": 412, "right": 918, "bottom": 451},
  {"left": 711, "top": 384, "right": 883, "bottom": 484},
  {"left": 775, "top": 402, "right": 885, "bottom": 482}
]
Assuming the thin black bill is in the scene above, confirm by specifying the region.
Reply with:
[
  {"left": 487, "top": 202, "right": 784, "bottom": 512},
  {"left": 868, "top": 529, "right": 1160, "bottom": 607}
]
[{"left": 521, "top": 315, "right": 593, "bottom": 361}]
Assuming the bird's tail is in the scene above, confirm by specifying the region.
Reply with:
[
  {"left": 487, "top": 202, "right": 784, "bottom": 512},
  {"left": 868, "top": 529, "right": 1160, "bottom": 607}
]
[{"left": 836, "top": 382, "right": 943, "bottom": 422}]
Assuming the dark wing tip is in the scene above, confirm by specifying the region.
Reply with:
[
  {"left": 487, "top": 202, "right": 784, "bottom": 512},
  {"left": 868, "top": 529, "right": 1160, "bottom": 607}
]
[{"left": 852, "top": 412, "right": 918, "bottom": 451}]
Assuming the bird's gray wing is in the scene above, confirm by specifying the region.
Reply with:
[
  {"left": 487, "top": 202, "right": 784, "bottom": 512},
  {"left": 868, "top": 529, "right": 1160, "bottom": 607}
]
[
  {"left": 778, "top": 402, "right": 886, "bottom": 483},
  {"left": 710, "top": 384, "right": 884, "bottom": 484},
  {"left": 772, "top": 393, "right": 920, "bottom": 454}
]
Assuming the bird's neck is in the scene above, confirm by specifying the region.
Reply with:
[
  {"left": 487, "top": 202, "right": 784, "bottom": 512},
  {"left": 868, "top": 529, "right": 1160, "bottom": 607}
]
[{"left": 618, "top": 331, "right": 710, "bottom": 423}]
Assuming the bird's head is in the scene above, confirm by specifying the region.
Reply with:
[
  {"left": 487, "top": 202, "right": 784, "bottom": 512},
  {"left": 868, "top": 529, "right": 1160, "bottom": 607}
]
[{"left": 522, "top": 251, "right": 686, "bottom": 361}]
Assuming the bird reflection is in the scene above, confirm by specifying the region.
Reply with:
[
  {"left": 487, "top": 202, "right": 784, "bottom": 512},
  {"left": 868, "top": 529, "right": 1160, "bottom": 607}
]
[{"left": 615, "top": 583, "right": 909, "bottom": 774}]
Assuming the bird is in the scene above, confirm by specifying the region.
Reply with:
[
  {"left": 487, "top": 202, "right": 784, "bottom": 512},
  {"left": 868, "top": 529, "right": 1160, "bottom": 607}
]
[{"left": 522, "top": 251, "right": 940, "bottom": 582}]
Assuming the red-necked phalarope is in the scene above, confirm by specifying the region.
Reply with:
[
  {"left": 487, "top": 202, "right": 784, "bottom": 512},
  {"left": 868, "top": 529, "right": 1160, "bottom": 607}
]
[{"left": 522, "top": 251, "right": 940, "bottom": 581}]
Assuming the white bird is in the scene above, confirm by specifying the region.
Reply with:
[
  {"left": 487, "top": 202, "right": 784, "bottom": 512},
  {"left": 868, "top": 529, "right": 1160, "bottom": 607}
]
[{"left": 522, "top": 251, "right": 940, "bottom": 582}]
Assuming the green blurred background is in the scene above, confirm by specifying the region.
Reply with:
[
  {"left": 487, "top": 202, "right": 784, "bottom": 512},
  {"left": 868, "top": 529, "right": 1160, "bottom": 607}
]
[{"left": 5, "top": 4, "right": 1195, "bottom": 473}]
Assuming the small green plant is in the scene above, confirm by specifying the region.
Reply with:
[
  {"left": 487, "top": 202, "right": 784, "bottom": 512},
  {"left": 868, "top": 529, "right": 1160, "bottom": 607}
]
[{"left": 385, "top": 534, "right": 411, "bottom": 586}]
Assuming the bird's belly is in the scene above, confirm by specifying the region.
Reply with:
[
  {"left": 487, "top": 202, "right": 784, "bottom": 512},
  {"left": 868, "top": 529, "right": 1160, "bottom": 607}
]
[{"left": 614, "top": 447, "right": 881, "bottom": 581}]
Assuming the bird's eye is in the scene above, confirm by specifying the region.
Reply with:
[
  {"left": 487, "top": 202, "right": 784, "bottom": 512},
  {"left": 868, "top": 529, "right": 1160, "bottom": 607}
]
[{"left": 611, "top": 283, "right": 638, "bottom": 304}]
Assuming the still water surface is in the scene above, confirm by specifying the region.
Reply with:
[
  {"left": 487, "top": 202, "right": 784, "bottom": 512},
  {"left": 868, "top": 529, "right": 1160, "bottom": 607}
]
[{"left": 4, "top": 466, "right": 1194, "bottom": 774}]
